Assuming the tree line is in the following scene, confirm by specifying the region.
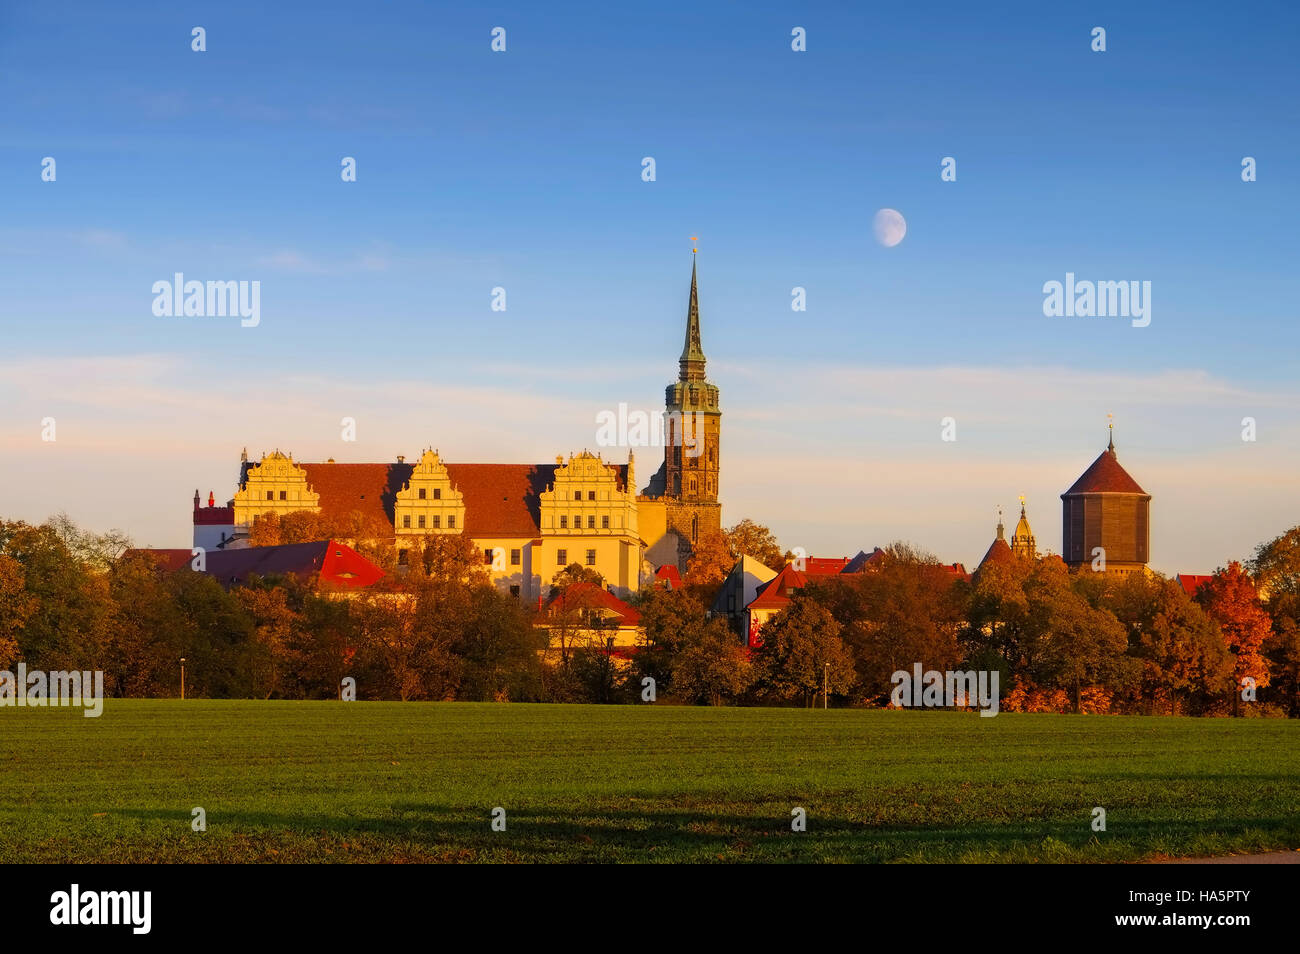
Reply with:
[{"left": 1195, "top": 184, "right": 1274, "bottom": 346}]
[{"left": 0, "top": 514, "right": 1297, "bottom": 715}]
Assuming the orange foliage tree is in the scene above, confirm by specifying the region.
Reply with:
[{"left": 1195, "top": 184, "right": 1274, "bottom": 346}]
[{"left": 1197, "top": 561, "right": 1273, "bottom": 715}]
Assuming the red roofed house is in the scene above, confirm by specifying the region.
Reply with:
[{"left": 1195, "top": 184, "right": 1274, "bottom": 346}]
[
  {"left": 745, "top": 557, "right": 850, "bottom": 644},
  {"left": 125, "top": 539, "right": 385, "bottom": 590},
  {"left": 653, "top": 564, "right": 682, "bottom": 590},
  {"left": 1176, "top": 574, "right": 1214, "bottom": 598},
  {"left": 537, "top": 581, "right": 643, "bottom": 654},
  {"left": 710, "top": 555, "right": 778, "bottom": 635}
]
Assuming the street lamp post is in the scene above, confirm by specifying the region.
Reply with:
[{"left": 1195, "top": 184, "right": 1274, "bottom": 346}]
[
  {"left": 180, "top": 657, "right": 186, "bottom": 701},
  {"left": 823, "top": 663, "right": 829, "bottom": 710}
]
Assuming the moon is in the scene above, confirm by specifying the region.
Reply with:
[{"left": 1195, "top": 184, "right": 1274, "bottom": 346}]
[{"left": 873, "top": 208, "right": 907, "bottom": 247}]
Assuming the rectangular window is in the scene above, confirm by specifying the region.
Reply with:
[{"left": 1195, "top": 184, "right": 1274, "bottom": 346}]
[
  {"left": 559, "top": 516, "right": 567, "bottom": 529},
  {"left": 588, "top": 491, "right": 596, "bottom": 501},
  {"left": 417, "top": 516, "right": 426, "bottom": 529},
  {"left": 574, "top": 515, "right": 581, "bottom": 529},
  {"left": 432, "top": 515, "right": 441, "bottom": 529},
  {"left": 403, "top": 515, "right": 411, "bottom": 529},
  {"left": 484, "top": 548, "right": 494, "bottom": 565},
  {"left": 557, "top": 549, "right": 567, "bottom": 566},
  {"left": 279, "top": 491, "right": 287, "bottom": 500},
  {"left": 266, "top": 491, "right": 273, "bottom": 500},
  {"left": 510, "top": 549, "right": 521, "bottom": 566},
  {"left": 418, "top": 488, "right": 426, "bottom": 500},
  {"left": 585, "top": 549, "right": 596, "bottom": 566},
  {"left": 447, "top": 515, "right": 455, "bottom": 528},
  {"left": 573, "top": 491, "right": 581, "bottom": 501},
  {"left": 434, "top": 488, "right": 441, "bottom": 500},
  {"left": 588, "top": 516, "right": 596, "bottom": 529},
  {"left": 602, "top": 516, "right": 610, "bottom": 529}
]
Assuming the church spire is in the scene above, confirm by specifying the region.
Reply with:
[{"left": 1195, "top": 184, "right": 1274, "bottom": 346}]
[{"left": 679, "top": 253, "right": 706, "bottom": 381}]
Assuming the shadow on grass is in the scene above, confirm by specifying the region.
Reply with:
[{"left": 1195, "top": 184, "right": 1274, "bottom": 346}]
[{"left": 106, "top": 803, "right": 1300, "bottom": 862}]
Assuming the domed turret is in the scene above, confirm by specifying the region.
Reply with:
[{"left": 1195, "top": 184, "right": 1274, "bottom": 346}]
[{"left": 1011, "top": 496, "right": 1036, "bottom": 559}]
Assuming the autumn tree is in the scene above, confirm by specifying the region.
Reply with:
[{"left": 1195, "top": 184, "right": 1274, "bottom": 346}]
[
  {"left": 247, "top": 511, "right": 282, "bottom": 547},
  {"left": 0, "top": 520, "right": 112, "bottom": 672},
  {"left": 1019, "top": 560, "right": 1135, "bottom": 711},
  {"left": 751, "top": 595, "right": 854, "bottom": 707},
  {"left": 417, "top": 532, "right": 490, "bottom": 585},
  {"left": 724, "top": 519, "right": 784, "bottom": 569},
  {"left": 684, "top": 529, "right": 733, "bottom": 600},
  {"left": 807, "top": 543, "right": 966, "bottom": 703},
  {"left": 1197, "top": 562, "right": 1273, "bottom": 716},
  {"left": 0, "top": 554, "right": 34, "bottom": 668},
  {"left": 670, "top": 616, "right": 754, "bottom": 706},
  {"left": 1102, "top": 572, "right": 1233, "bottom": 714},
  {"left": 106, "top": 551, "right": 190, "bottom": 696},
  {"left": 1250, "top": 527, "right": 1300, "bottom": 715},
  {"left": 236, "top": 582, "right": 303, "bottom": 699},
  {"left": 452, "top": 584, "right": 545, "bottom": 702}
]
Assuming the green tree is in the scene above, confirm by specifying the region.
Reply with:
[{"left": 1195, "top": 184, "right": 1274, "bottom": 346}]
[
  {"left": 752, "top": 596, "right": 854, "bottom": 707},
  {"left": 1103, "top": 572, "right": 1233, "bottom": 714},
  {"left": 670, "top": 617, "right": 754, "bottom": 705}
]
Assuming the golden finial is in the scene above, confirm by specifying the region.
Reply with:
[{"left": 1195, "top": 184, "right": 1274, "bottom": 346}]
[{"left": 690, "top": 235, "right": 698, "bottom": 253}]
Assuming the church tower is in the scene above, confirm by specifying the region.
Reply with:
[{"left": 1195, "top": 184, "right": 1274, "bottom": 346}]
[
  {"left": 644, "top": 253, "right": 722, "bottom": 565},
  {"left": 1010, "top": 496, "right": 1037, "bottom": 559}
]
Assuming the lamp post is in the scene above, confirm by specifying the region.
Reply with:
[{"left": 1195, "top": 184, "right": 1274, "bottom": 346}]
[
  {"left": 823, "top": 662, "right": 829, "bottom": 710},
  {"left": 180, "top": 657, "right": 186, "bottom": 701}
]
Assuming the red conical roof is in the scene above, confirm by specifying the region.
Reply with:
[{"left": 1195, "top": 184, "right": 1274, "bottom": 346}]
[
  {"left": 978, "top": 536, "right": 1013, "bottom": 570},
  {"left": 1063, "top": 448, "right": 1147, "bottom": 496}
]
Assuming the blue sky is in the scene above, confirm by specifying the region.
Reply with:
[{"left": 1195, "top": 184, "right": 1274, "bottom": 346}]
[{"left": 1, "top": 0, "right": 1297, "bottom": 571}]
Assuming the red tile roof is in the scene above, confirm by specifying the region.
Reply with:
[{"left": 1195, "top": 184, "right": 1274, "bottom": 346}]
[
  {"left": 747, "top": 558, "right": 847, "bottom": 610},
  {"left": 940, "top": 562, "right": 971, "bottom": 583},
  {"left": 123, "top": 540, "right": 384, "bottom": 589},
  {"left": 542, "top": 581, "right": 641, "bottom": 626},
  {"left": 126, "top": 549, "right": 193, "bottom": 573},
  {"left": 193, "top": 506, "right": 235, "bottom": 526},
  {"left": 654, "top": 564, "right": 682, "bottom": 588},
  {"left": 1063, "top": 449, "right": 1148, "bottom": 496},
  {"left": 1176, "top": 574, "right": 1214, "bottom": 597},
  {"left": 978, "top": 537, "right": 1013, "bottom": 570}
]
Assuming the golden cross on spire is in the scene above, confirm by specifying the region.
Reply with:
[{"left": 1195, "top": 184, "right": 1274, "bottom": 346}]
[{"left": 690, "top": 235, "right": 698, "bottom": 253}]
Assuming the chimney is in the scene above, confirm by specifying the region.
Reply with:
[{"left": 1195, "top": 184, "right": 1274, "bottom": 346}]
[{"left": 397, "top": 455, "right": 405, "bottom": 464}]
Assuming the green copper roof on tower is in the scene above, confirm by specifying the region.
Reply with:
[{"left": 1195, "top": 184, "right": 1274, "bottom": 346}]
[{"left": 679, "top": 254, "right": 706, "bottom": 381}]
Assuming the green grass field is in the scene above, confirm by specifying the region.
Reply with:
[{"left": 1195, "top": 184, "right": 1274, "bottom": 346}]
[{"left": 2, "top": 700, "right": 1297, "bottom": 863}]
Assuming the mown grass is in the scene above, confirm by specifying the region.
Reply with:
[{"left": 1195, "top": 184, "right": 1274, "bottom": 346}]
[{"left": 1, "top": 700, "right": 1297, "bottom": 862}]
